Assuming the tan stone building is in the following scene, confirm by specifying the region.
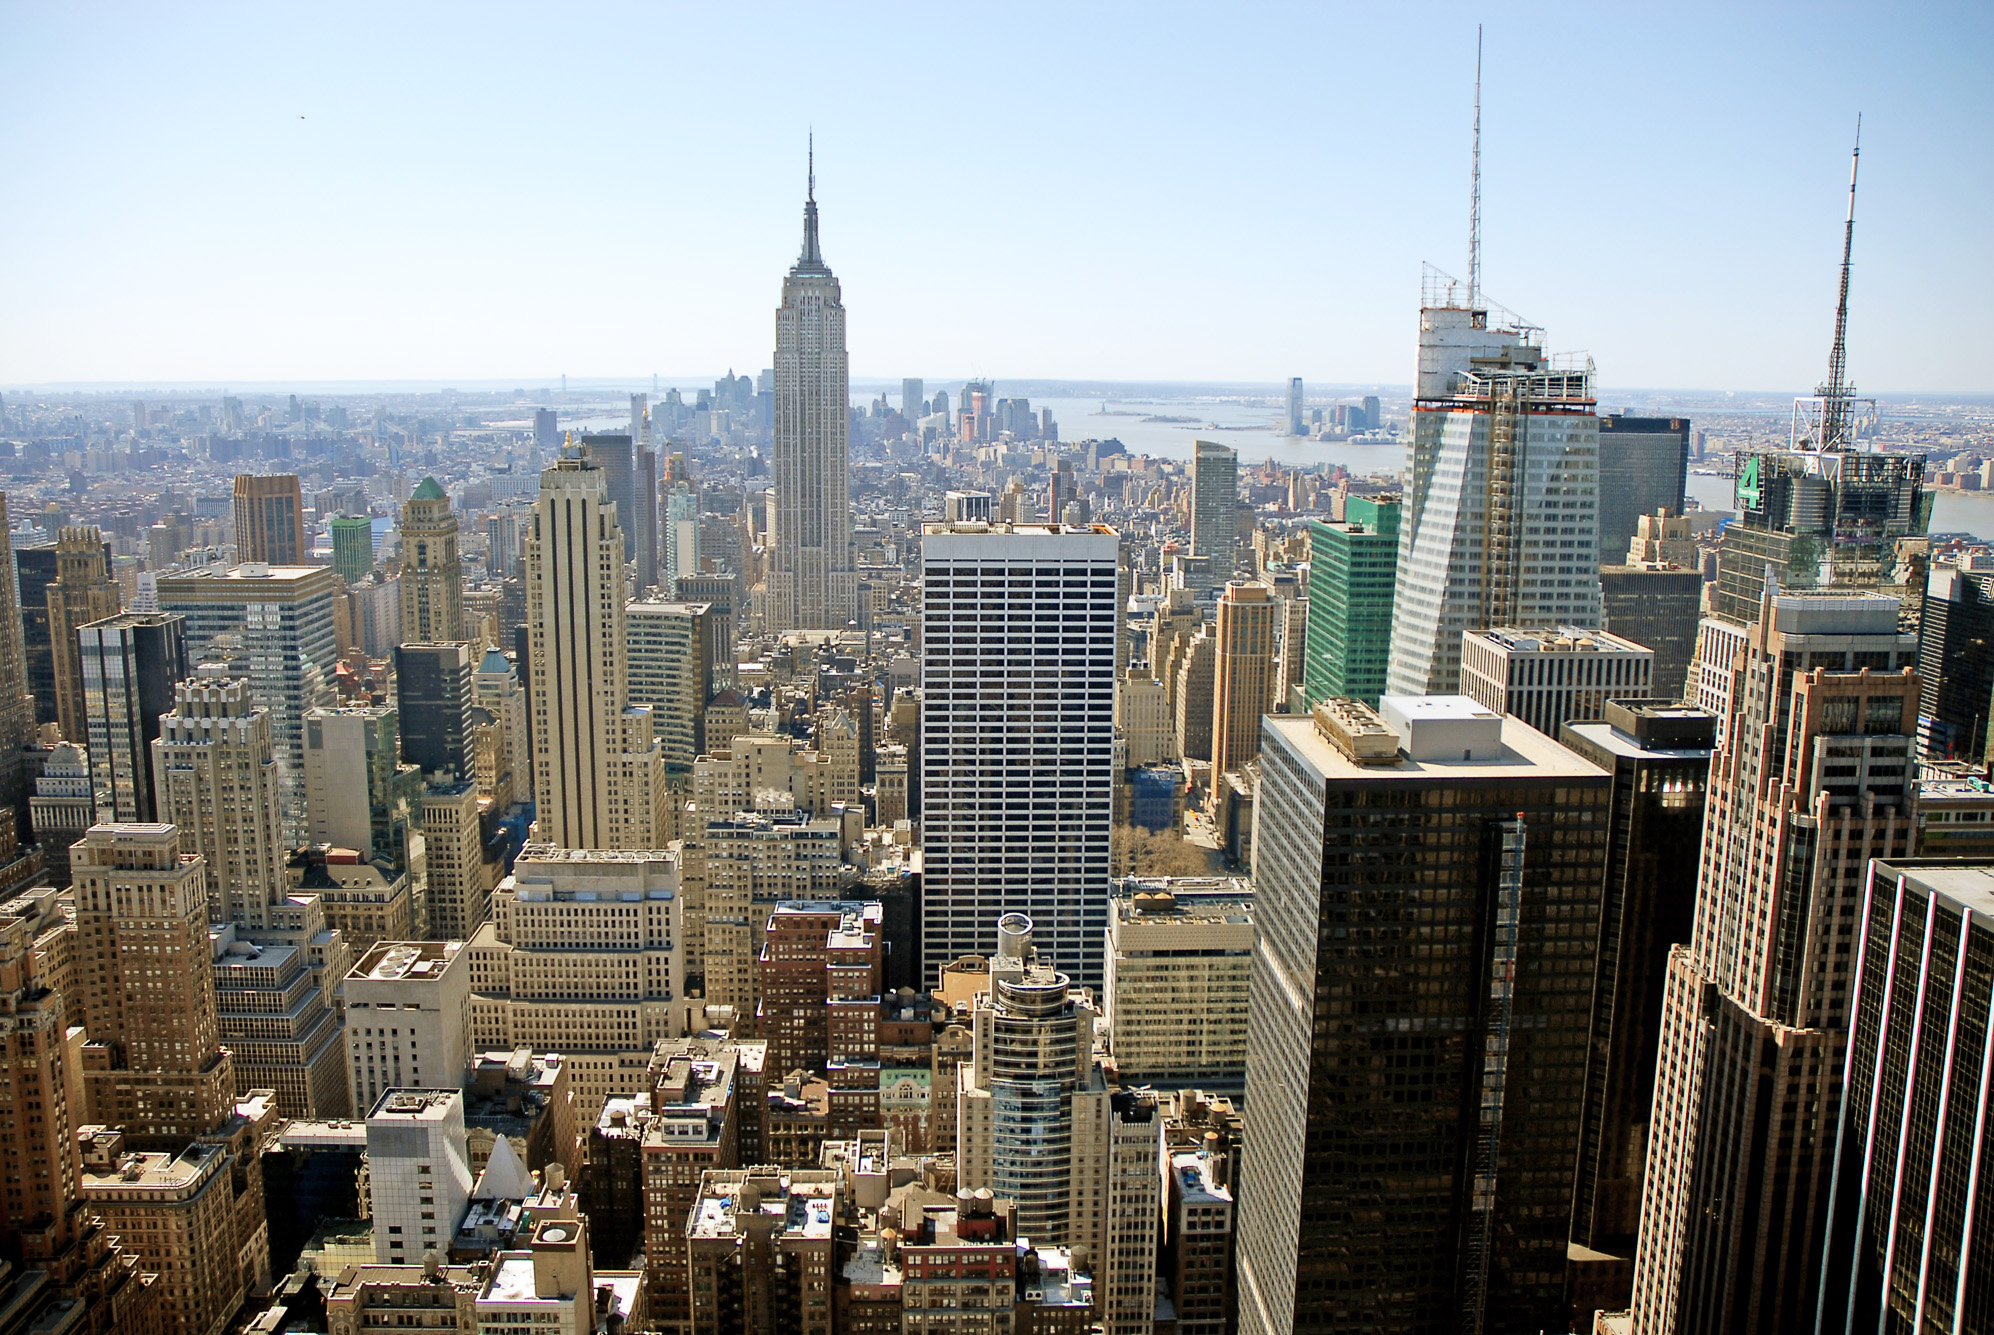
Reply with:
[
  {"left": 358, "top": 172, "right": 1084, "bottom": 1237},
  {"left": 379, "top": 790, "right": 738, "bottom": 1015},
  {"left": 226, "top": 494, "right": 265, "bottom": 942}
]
[
  {"left": 46, "top": 528, "right": 123, "bottom": 745},
  {"left": 465, "top": 847, "right": 687, "bottom": 1122},
  {"left": 396, "top": 478, "right": 464, "bottom": 645}
]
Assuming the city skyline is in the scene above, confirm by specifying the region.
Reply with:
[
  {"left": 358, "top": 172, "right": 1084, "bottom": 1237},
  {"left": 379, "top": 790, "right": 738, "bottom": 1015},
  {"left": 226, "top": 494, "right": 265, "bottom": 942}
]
[{"left": 3, "top": 7, "right": 1990, "bottom": 392}]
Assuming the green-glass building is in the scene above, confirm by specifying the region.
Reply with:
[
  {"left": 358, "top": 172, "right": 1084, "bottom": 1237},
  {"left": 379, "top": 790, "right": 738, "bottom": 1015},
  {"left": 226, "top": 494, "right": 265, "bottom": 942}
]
[
  {"left": 1304, "top": 496, "right": 1399, "bottom": 708},
  {"left": 330, "top": 514, "right": 376, "bottom": 586}
]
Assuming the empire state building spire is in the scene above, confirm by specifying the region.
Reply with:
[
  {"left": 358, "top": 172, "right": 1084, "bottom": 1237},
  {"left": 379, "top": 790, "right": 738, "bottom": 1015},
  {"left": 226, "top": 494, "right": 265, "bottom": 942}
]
[{"left": 794, "top": 132, "right": 829, "bottom": 276}]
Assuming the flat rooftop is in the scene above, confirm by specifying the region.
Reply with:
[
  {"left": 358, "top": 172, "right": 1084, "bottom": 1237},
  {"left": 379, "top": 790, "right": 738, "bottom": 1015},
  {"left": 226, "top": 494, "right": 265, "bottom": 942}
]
[
  {"left": 1268, "top": 711, "right": 1609, "bottom": 783},
  {"left": 689, "top": 1179, "right": 838, "bottom": 1240},
  {"left": 350, "top": 940, "right": 461, "bottom": 982},
  {"left": 1562, "top": 718, "right": 1716, "bottom": 761},
  {"left": 1882, "top": 863, "right": 1994, "bottom": 925},
  {"left": 1471, "top": 625, "right": 1653, "bottom": 654},
  {"left": 368, "top": 1089, "right": 459, "bottom": 1121}
]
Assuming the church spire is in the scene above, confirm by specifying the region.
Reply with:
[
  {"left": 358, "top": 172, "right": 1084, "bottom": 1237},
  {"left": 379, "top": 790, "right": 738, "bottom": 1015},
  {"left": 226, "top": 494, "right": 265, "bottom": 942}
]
[{"left": 794, "top": 132, "right": 830, "bottom": 275}]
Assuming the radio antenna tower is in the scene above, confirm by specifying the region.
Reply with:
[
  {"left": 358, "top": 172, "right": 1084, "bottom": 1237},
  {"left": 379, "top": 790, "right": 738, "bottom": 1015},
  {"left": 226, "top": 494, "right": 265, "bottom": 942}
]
[
  {"left": 1468, "top": 25, "right": 1483, "bottom": 311},
  {"left": 1818, "top": 115, "right": 1861, "bottom": 449}
]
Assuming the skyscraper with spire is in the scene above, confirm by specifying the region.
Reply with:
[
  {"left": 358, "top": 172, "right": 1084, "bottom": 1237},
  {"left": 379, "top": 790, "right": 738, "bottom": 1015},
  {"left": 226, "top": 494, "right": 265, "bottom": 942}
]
[
  {"left": 1629, "top": 133, "right": 1923, "bottom": 1332},
  {"left": 1385, "top": 36, "right": 1601, "bottom": 696},
  {"left": 769, "top": 140, "right": 856, "bottom": 632}
]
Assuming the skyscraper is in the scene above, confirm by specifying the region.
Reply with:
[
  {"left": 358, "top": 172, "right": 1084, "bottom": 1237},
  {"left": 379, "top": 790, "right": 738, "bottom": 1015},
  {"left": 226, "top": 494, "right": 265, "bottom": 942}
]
[
  {"left": 1595, "top": 414, "right": 1691, "bottom": 568},
  {"left": 1210, "top": 580, "right": 1275, "bottom": 783},
  {"left": 1286, "top": 377, "right": 1304, "bottom": 435},
  {"left": 77, "top": 611, "right": 187, "bottom": 823},
  {"left": 626, "top": 598, "right": 713, "bottom": 768},
  {"left": 582, "top": 432, "right": 637, "bottom": 580},
  {"left": 397, "top": 478, "right": 464, "bottom": 643},
  {"left": 303, "top": 705, "right": 421, "bottom": 867},
  {"left": 1917, "top": 562, "right": 1994, "bottom": 760},
  {"left": 901, "top": 376, "right": 924, "bottom": 421},
  {"left": 920, "top": 520, "right": 1118, "bottom": 989},
  {"left": 152, "top": 677, "right": 287, "bottom": 927},
  {"left": 154, "top": 562, "right": 339, "bottom": 839},
  {"left": 1817, "top": 859, "right": 1994, "bottom": 1329},
  {"left": 1189, "top": 441, "right": 1238, "bottom": 588},
  {"left": 1599, "top": 561, "right": 1703, "bottom": 703},
  {"left": 71, "top": 822, "right": 238, "bottom": 1146},
  {"left": 956, "top": 912, "right": 1114, "bottom": 1247},
  {"left": 17, "top": 542, "right": 61, "bottom": 727},
  {"left": 769, "top": 147, "right": 856, "bottom": 631},
  {"left": 0, "top": 495, "right": 40, "bottom": 813},
  {"left": 661, "top": 483, "right": 700, "bottom": 597},
  {"left": 634, "top": 430, "right": 659, "bottom": 594},
  {"left": 393, "top": 642, "right": 474, "bottom": 781},
  {"left": 47, "top": 527, "right": 123, "bottom": 745},
  {"left": 524, "top": 446, "right": 667, "bottom": 849},
  {"left": 329, "top": 513, "right": 375, "bottom": 585},
  {"left": 1303, "top": 497, "right": 1399, "bottom": 708},
  {"left": 1708, "top": 140, "right": 1926, "bottom": 627},
  {"left": 1387, "top": 280, "right": 1601, "bottom": 697},
  {"left": 1630, "top": 589, "right": 1921, "bottom": 1331},
  {"left": 1712, "top": 446, "right": 1927, "bottom": 624},
  {"left": 1557, "top": 701, "right": 1714, "bottom": 1298},
  {"left": 0, "top": 911, "right": 156, "bottom": 1334},
  {"left": 1237, "top": 696, "right": 1611, "bottom": 1335},
  {"left": 232, "top": 473, "right": 307, "bottom": 565},
  {"left": 473, "top": 647, "right": 532, "bottom": 806}
]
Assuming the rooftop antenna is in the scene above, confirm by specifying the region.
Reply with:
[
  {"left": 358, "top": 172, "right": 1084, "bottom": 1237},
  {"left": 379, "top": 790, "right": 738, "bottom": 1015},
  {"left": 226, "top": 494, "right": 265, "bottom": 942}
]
[
  {"left": 1817, "top": 115, "right": 1861, "bottom": 449},
  {"left": 808, "top": 128, "right": 815, "bottom": 203},
  {"left": 1468, "top": 25, "right": 1483, "bottom": 312}
]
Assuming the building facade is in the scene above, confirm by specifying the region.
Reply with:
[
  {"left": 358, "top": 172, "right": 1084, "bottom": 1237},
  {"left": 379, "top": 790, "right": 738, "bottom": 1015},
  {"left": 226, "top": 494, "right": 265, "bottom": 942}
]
[
  {"left": 152, "top": 677, "right": 287, "bottom": 926},
  {"left": 1189, "top": 441, "right": 1238, "bottom": 588},
  {"left": 1105, "top": 879, "right": 1253, "bottom": 1095},
  {"left": 1304, "top": 497, "right": 1399, "bottom": 708},
  {"left": 920, "top": 523, "right": 1118, "bottom": 988},
  {"left": 1557, "top": 702, "right": 1714, "bottom": 1284},
  {"left": 524, "top": 447, "right": 668, "bottom": 849},
  {"left": 1817, "top": 859, "right": 1994, "bottom": 1330},
  {"left": 77, "top": 611, "right": 187, "bottom": 823},
  {"left": 396, "top": 477, "right": 465, "bottom": 644},
  {"left": 1237, "top": 697, "right": 1612, "bottom": 1335},
  {"left": 1387, "top": 294, "right": 1601, "bottom": 697},
  {"left": 1630, "top": 590, "right": 1922, "bottom": 1332},
  {"left": 1209, "top": 581, "right": 1275, "bottom": 783},
  {"left": 345, "top": 940, "right": 471, "bottom": 1115},
  {"left": 154, "top": 562, "right": 339, "bottom": 839},
  {"left": 1459, "top": 625, "right": 1654, "bottom": 739},
  {"left": 1595, "top": 414, "right": 1690, "bottom": 568},
  {"left": 231, "top": 473, "right": 306, "bottom": 566},
  {"left": 46, "top": 527, "right": 124, "bottom": 746}
]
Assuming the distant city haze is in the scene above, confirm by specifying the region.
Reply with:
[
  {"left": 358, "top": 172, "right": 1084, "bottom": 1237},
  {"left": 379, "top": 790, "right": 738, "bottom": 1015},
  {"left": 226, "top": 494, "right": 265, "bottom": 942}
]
[{"left": 2, "top": 5, "right": 1990, "bottom": 391}]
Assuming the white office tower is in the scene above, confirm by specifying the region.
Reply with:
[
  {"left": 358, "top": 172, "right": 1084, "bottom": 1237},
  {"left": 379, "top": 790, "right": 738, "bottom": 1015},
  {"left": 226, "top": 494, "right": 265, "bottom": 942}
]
[
  {"left": 1386, "top": 277, "right": 1602, "bottom": 697},
  {"left": 957, "top": 913, "right": 1111, "bottom": 1249},
  {"left": 769, "top": 147, "right": 856, "bottom": 631},
  {"left": 1189, "top": 441, "right": 1238, "bottom": 587},
  {"left": 920, "top": 521, "right": 1119, "bottom": 989},
  {"left": 345, "top": 940, "right": 471, "bottom": 1116},
  {"left": 524, "top": 446, "right": 667, "bottom": 849},
  {"left": 625, "top": 598, "right": 708, "bottom": 769},
  {"left": 366, "top": 1088, "right": 475, "bottom": 1264}
]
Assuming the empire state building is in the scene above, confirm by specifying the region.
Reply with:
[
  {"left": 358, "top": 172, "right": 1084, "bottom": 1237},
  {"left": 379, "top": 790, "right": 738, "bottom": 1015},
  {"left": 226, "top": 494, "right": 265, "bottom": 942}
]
[{"left": 769, "top": 148, "right": 856, "bottom": 631}]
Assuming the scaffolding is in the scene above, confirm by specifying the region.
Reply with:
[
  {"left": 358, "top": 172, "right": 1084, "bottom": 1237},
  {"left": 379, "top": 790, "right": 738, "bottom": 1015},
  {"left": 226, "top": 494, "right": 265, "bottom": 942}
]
[{"left": 1459, "top": 816, "right": 1525, "bottom": 1334}]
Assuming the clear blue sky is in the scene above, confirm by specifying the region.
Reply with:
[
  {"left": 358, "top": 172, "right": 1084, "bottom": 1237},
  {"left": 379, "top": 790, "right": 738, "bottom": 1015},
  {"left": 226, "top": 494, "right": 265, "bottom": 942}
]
[{"left": 3, "top": 2, "right": 1989, "bottom": 392}]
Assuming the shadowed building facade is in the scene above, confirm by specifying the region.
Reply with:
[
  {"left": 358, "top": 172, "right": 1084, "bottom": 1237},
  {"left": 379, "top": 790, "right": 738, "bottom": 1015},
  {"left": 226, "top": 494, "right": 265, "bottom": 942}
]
[{"left": 1237, "top": 696, "right": 1610, "bottom": 1335}]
